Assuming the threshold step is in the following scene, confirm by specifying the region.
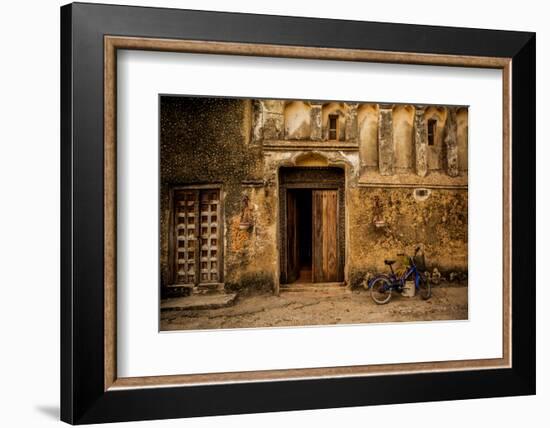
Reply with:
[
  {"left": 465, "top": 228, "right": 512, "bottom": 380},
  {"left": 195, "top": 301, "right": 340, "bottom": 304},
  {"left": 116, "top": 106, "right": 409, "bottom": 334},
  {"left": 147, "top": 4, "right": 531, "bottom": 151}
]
[
  {"left": 280, "top": 282, "right": 350, "bottom": 293},
  {"left": 161, "top": 292, "right": 237, "bottom": 311}
]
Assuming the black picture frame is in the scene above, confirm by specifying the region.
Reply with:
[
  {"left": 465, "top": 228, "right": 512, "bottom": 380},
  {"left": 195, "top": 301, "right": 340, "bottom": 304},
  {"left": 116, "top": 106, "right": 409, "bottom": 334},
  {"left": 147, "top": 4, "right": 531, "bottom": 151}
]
[{"left": 61, "top": 2, "right": 535, "bottom": 424}]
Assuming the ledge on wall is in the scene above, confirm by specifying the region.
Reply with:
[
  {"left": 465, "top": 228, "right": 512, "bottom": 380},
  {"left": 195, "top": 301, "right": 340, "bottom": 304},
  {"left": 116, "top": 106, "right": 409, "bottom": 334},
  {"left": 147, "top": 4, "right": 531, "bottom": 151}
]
[
  {"left": 358, "top": 170, "right": 468, "bottom": 189},
  {"left": 262, "top": 140, "right": 359, "bottom": 151}
]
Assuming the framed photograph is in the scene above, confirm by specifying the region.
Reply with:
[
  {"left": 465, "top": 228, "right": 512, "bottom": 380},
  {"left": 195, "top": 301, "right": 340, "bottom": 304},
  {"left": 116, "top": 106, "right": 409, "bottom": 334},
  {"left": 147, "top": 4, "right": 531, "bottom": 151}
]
[{"left": 60, "top": 2, "right": 535, "bottom": 424}]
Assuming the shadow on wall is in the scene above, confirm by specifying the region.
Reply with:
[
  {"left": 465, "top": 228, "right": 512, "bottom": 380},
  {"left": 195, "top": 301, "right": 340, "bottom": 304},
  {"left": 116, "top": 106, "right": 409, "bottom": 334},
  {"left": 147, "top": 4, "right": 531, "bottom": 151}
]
[{"left": 35, "top": 405, "right": 59, "bottom": 420}]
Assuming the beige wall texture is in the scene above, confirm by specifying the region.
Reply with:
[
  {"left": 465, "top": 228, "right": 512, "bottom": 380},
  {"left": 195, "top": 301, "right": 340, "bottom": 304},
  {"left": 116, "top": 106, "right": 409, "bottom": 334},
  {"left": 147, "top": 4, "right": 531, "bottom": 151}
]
[{"left": 160, "top": 97, "right": 468, "bottom": 291}]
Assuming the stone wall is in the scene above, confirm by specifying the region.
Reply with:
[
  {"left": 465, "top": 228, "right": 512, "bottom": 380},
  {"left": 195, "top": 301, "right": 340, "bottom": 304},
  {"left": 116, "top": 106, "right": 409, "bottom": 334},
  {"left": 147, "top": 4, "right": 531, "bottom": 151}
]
[
  {"left": 160, "top": 96, "right": 469, "bottom": 293},
  {"left": 357, "top": 104, "right": 379, "bottom": 168},
  {"left": 160, "top": 97, "right": 276, "bottom": 291},
  {"left": 347, "top": 186, "right": 468, "bottom": 287},
  {"left": 225, "top": 184, "right": 278, "bottom": 291}
]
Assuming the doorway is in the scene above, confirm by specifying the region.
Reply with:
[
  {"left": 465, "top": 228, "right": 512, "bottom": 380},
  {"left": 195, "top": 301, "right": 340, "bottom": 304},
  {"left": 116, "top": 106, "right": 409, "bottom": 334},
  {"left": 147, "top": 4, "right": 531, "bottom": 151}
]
[
  {"left": 279, "top": 167, "right": 345, "bottom": 285},
  {"left": 286, "top": 189, "right": 312, "bottom": 283}
]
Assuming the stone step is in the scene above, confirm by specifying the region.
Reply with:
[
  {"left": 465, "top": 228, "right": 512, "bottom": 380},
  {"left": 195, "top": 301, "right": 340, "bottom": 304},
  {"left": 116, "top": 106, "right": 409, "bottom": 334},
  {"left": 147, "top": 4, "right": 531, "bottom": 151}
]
[
  {"left": 161, "top": 292, "right": 237, "bottom": 311},
  {"left": 165, "top": 282, "right": 224, "bottom": 298},
  {"left": 280, "top": 282, "right": 350, "bottom": 293}
]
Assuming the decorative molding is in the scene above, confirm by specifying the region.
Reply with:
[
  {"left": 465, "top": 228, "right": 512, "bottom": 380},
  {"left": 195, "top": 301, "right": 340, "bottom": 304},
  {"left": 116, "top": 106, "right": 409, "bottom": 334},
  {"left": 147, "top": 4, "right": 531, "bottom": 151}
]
[
  {"left": 263, "top": 140, "right": 359, "bottom": 151},
  {"left": 378, "top": 106, "right": 394, "bottom": 175},
  {"left": 358, "top": 183, "right": 468, "bottom": 190},
  {"left": 414, "top": 106, "right": 428, "bottom": 177},
  {"left": 444, "top": 107, "right": 459, "bottom": 177}
]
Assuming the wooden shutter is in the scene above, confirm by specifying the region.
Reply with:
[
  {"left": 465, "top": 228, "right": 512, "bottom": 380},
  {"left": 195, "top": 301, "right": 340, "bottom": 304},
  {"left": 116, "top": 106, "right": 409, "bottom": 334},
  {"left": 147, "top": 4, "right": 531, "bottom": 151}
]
[{"left": 312, "top": 190, "right": 338, "bottom": 283}]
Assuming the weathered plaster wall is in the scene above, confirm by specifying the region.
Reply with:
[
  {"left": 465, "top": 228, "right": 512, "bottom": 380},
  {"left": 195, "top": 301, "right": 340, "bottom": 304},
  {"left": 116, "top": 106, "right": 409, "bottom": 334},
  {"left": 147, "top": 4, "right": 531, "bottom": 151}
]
[
  {"left": 424, "top": 106, "right": 448, "bottom": 171},
  {"left": 322, "top": 102, "right": 346, "bottom": 141},
  {"left": 160, "top": 97, "right": 276, "bottom": 290},
  {"left": 260, "top": 100, "right": 285, "bottom": 140},
  {"left": 226, "top": 185, "right": 278, "bottom": 291},
  {"left": 161, "top": 97, "right": 469, "bottom": 293},
  {"left": 358, "top": 104, "right": 379, "bottom": 169},
  {"left": 284, "top": 101, "right": 311, "bottom": 140},
  {"left": 347, "top": 187, "right": 468, "bottom": 287},
  {"left": 393, "top": 105, "right": 415, "bottom": 172},
  {"left": 457, "top": 108, "right": 469, "bottom": 173}
]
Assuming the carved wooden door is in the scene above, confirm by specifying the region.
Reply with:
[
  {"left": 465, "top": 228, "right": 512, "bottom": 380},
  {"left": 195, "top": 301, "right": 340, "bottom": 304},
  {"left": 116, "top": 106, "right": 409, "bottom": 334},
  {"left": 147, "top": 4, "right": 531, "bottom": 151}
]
[
  {"left": 173, "top": 190, "right": 199, "bottom": 285},
  {"left": 312, "top": 190, "right": 338, "bottom": 283},
  {"left": 198, "top": 190, "right": 221, "bottom": 284},
  {"left": 173, "top": 188, "right": 221, "bottom": 286},
  {"left": 286, "top": 190, "right": 299, "bottom": 284}
]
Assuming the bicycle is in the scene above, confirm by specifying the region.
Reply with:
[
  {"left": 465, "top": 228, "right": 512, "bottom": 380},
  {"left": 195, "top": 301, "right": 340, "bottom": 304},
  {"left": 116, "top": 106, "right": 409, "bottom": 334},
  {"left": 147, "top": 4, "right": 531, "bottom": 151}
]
[{"left": 367, "top": 247, "right": 431, "bottom": 304}]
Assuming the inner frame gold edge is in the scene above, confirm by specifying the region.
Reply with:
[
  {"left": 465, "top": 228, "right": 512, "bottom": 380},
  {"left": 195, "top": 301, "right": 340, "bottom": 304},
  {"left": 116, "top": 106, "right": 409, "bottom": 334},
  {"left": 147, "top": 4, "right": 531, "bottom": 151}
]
[
  {"left": 103, "top": 35, "right": 513, "bottom": 391},
  {"left": 111, "top": 358, "right": 508, "bottom": 390}
]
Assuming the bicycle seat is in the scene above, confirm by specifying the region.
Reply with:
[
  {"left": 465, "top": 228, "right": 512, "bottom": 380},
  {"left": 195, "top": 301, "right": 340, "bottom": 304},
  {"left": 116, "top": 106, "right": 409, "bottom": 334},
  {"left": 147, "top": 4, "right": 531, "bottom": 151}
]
[{"left": 384, "top": 259, "right": 396, "bottom": 266}]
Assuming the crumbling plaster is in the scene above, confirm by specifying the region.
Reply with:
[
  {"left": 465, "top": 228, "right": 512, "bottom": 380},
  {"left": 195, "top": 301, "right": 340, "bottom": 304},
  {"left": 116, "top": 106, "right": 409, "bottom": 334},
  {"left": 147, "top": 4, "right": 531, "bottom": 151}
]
[{"left": 160, "top": 97, "right": 469, "bottom": 294}]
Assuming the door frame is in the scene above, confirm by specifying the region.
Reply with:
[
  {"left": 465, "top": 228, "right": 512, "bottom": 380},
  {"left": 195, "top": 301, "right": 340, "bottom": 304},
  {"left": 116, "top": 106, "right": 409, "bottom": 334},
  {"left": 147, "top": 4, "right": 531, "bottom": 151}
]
[
  {"left": 168, "top": 184, "right": 224, "bottom": 287},
  {"left": 278, "top": 167, "right": 345, "bottom": 284},
  {"left": 285, "top": 189, "right": 300, "bottom": 284}
]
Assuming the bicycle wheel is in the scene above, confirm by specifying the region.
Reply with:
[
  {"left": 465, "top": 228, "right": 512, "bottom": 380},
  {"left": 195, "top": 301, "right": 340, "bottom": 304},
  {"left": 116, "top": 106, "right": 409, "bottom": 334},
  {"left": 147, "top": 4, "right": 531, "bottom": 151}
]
[
  {"left": 370, "top": 277, "right": 392, "bottom": 304},
  {"left": 418, "top": 273, "right": 431, "bottom": 300}
]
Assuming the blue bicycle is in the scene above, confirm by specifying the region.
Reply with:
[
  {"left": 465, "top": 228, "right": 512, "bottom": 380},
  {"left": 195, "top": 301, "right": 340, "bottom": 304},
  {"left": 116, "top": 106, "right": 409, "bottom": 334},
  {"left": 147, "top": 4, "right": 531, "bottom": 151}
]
[{"left": 368, "top": 247, "right": 431, "bottom": 304}]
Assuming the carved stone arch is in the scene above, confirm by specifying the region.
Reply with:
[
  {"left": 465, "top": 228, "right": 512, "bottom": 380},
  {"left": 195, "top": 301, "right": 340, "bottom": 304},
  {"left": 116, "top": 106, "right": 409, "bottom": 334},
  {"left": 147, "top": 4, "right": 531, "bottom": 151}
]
[
  {"left": 424, "top": 106, "right": 448, "bottom": 171},
  {"left": 294, "top": 150, "right": 353, "bottom": 169},
  {"left": 282, "top": 100, "right": 312, "bottom": 107},
  {"left": 294, "top": 151, "right": 329, "bottom": 167},
  {"left": 266, "top": 150, "right": 356, "bottom": 184},
  {"left": 321, "top": 102, "right": 346, "bottom": 141},
  {"left": 357, "top": 104, "right": 379, "bottom": 171}
]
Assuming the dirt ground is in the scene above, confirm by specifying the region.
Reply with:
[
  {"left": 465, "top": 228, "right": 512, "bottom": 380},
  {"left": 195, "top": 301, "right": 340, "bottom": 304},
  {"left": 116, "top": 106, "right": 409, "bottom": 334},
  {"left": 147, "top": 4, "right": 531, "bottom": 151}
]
[{"left": 160, "top": 284, "right": 468, "bottom": 331}]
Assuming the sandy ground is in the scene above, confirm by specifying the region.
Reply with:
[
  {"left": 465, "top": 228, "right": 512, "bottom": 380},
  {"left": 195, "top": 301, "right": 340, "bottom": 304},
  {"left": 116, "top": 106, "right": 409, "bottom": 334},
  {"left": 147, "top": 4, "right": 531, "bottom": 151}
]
[{"left": 160, "top": 284, "right": 468, "bottom": 331}]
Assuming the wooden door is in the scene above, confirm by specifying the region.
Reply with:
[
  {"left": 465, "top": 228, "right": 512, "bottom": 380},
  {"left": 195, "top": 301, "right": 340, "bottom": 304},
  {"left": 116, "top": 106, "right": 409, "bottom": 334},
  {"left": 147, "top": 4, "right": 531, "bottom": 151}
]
[
  {"left": 198, "top": 190, "right": 221, "bottom": 284},
  {"left": 312, "top": 190, "right": 338, "bottom": 283},
  {"left": 173, "top": 188, "right": 221, "bottom": 285},
  {"left": 286, "top": 190, "right": 299, "bottom": 283},
  {"left": 173, "top": 190, "right": 199, "bottom": 285}
]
